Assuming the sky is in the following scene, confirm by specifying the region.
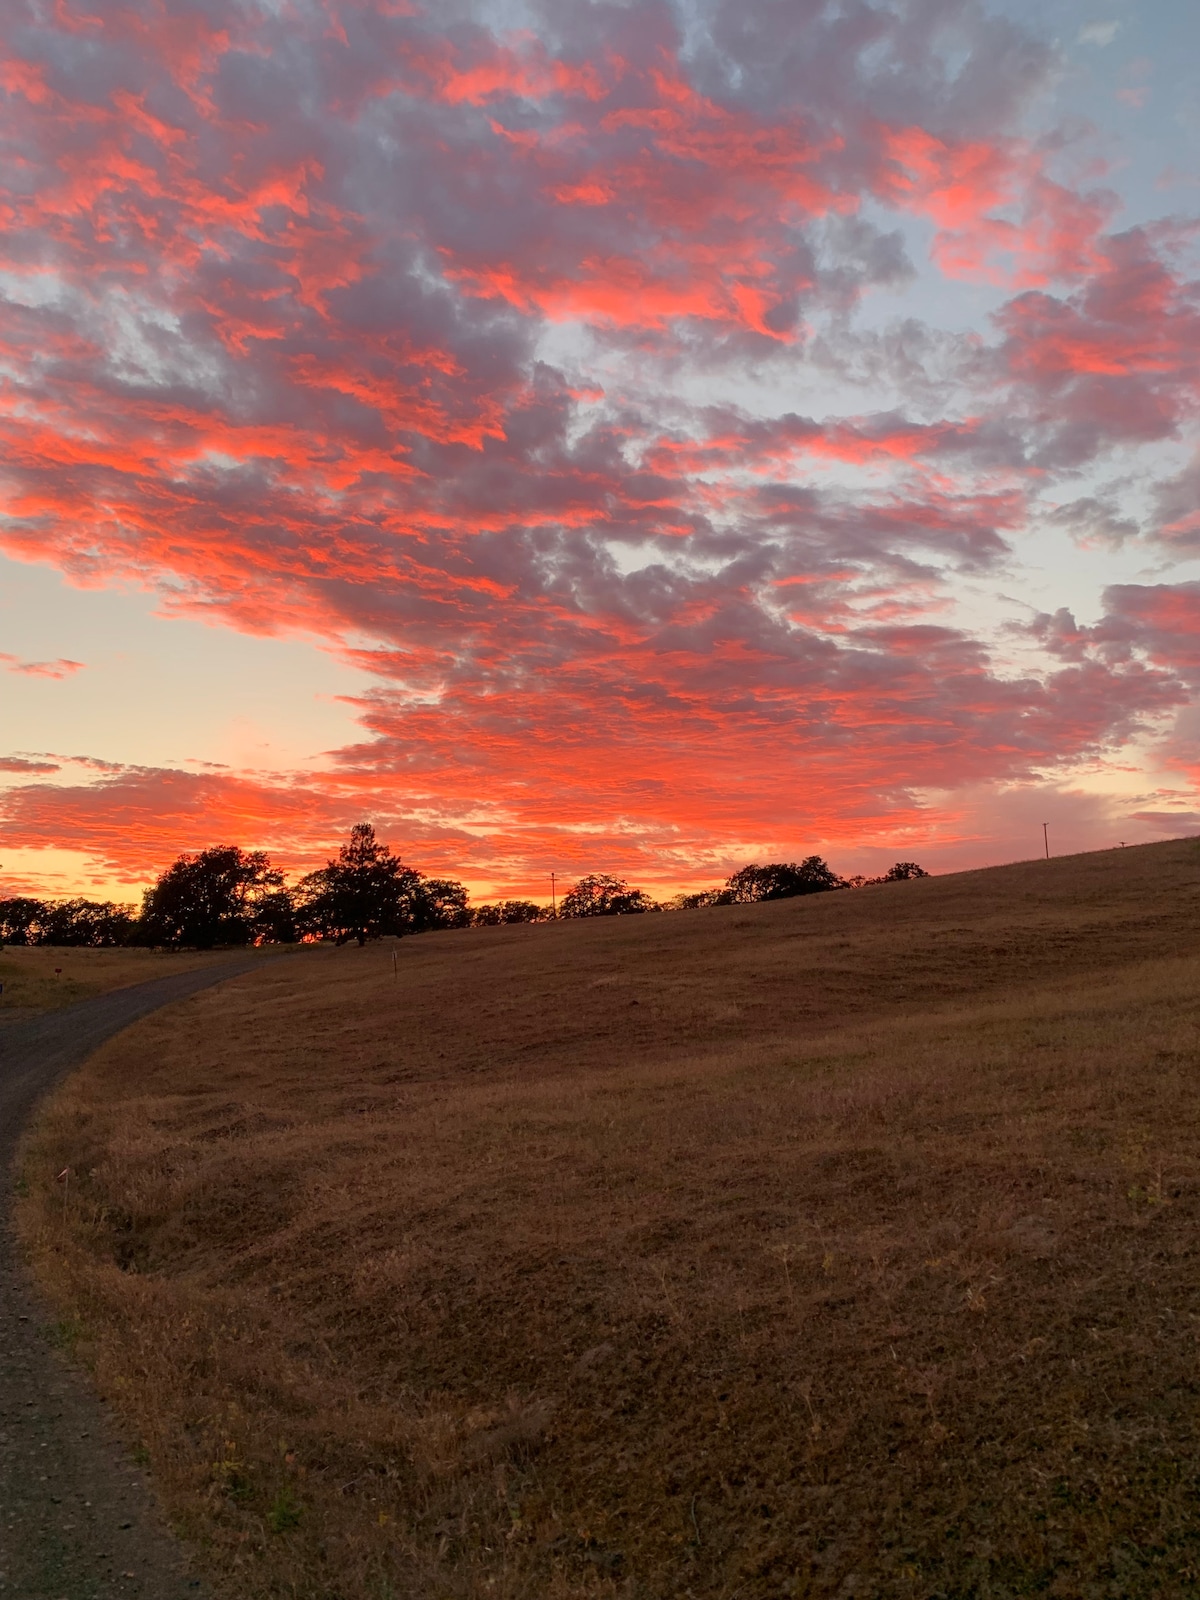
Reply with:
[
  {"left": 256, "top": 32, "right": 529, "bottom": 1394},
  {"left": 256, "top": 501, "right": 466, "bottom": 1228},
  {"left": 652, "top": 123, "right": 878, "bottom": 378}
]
[{"left": 1, "top": 0, "right": 1199, "bottom": 905}]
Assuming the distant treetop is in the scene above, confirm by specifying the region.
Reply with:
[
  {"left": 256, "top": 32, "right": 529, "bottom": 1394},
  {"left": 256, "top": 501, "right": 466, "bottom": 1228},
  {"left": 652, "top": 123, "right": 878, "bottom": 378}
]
[
  {"left": 2, "top": 831, "right": 929, "bottom": 950},
  {"left": 139, "top": 846, "right": 287, "bottom": 950},
  {"left": 677, "top": 855, "right": 930, "bottom": 907},
  {"left": 472, "top": 900, "right": 546, "bottom": 926},
  {"left": 882, "top": 862, "right": 929, "bottom": 880},
  {"left": 558, "top": 874, "right": 659, "bottom": 917},
  {"left": 294, "top": 824, "right": 469, "bottom": 945},
  {"left": 721, "top": 858, "right": 842, "bottom": 902}
]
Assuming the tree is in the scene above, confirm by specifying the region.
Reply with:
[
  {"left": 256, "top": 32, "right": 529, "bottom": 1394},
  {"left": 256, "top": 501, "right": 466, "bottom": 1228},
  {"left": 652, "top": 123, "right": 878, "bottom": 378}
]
[
  {"left": 295, "top": 823, "right": 436, "bottom": 945},
  {"left": 415, "top": 877, "right": 472, "bottom": 932},
  {"left": 140, "top": 846, "right": 287, "bottom": 949},
  {"left": 38, "top": 899, "right": 138, "bottom": 947},
  {"left": 720, "top": 858, "right": 842, "bottom": 902},
  {"left": 881, "top": 861, "right": 929, "bottom": 881},
  {"left": 843, "top": 861, "right": 931, "bottom": 888},
  {"left": 0, "top": 897, "right": 49, "bottom": 946},
  {"left": 559, "top": 873, "right": 658, "bottom": 917},
  {"left": 2, "top": 896, "right": 139, "bottom": 947},
  {"left": 472, "top": 900, "right": 545, "bottom": 926},
  {"left": 250, "top": 888, "right": 298, "bottom": 944}
]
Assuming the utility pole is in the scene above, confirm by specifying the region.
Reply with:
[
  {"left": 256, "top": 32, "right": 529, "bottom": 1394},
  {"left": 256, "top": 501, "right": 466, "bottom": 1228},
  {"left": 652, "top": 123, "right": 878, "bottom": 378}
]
[
  {"left": 550, "top": 872, "right": 557, "bottom": 918},
  {"left": 1042, "top": 822, "right": 1049, "bottom": 860}
]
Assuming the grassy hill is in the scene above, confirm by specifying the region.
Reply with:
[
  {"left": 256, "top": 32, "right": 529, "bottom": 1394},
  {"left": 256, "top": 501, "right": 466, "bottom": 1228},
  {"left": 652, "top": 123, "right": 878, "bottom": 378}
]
[
  {"left": 0, "top": 946, "right": 240, "bottom": 1014},
  {"left": 17, "top": 838, "right": 1200, "bottom": 1599}
]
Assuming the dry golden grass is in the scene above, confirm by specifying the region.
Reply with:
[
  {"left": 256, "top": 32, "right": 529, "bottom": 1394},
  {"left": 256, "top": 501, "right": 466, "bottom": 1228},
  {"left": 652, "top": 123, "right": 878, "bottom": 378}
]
[
  {"left": 17, "top": 839, "right": 1200, "bottom": 1598},
  {"left": 0, "top": 945, "right": 242, "bottom": 1014}
]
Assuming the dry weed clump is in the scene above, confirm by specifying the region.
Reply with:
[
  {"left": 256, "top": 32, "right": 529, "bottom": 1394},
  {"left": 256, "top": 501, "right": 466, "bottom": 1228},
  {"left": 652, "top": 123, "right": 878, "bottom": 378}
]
[{"left": 15, "top": 838, "right": 1200, "bottom": 1598}]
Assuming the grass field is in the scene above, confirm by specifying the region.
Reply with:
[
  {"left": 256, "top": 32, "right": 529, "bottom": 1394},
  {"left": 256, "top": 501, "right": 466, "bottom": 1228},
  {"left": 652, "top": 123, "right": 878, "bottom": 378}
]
[
  {"left": 0, "top": 945, "right": 248, "bottom": 1014},
  {"left": 16, "top": 838, "right": 1200, "bottom": 1598}
]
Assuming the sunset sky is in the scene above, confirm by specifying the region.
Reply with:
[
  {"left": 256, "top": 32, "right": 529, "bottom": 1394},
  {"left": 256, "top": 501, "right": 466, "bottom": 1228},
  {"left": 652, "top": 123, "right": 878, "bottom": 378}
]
[{"left": 2, "top": 0, "right": 1199, "bottom": 904}]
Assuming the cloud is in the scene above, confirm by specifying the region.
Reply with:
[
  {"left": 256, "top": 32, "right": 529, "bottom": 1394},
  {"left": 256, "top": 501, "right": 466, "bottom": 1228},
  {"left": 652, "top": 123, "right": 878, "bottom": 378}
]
[
  {"left": 0, "top": 755, "right": 61, "bottom": 774},
  {"left": 1128, "top": 810, "right": 1200, "bottom": 832},
  {"left": 1025, "top": 583, "right": 1200, "bottom": 688},
  {"left": 908, "top": 777, "right": 1185, "bottom": 872},
  {"left": 0, "top": 654, "right": 86, "bottom": 679},
  {"left": 0, "top": 765, "right": 347, "bottom": 881},
  {"left": 2, "top": 595, "right": 1184, "bottom": 892},
  {"left": 1046, "top": 495, "right": 1139, "bottom": 549},
  {"left": 1078, "top": 22, "right": 1120, "bottom": 48},
  {"left": 876, "top": 126, "right": 1113, "bottom": 289},
  {"left": 990, "top": 228, "right": 1200, "bottom": 465},
  {"left": 1098, "top": 583, "right": 1200, "bottom": 684},
  {"left": 1152, "top": 455, "right": 1200, "bottom": 550},
  {"left": 0, "top": 0, "right": 1197, "bottom": 889}
]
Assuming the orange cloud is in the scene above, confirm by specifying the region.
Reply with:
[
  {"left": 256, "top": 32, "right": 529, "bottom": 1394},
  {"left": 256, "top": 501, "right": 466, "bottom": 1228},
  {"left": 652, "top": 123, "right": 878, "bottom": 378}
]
[{"left": 1, "top": 0, "right": 1198, "bottom": 893}]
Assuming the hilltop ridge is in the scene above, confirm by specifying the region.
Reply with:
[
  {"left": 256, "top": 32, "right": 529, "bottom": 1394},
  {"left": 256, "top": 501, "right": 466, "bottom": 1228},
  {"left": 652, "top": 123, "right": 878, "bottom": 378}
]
[{"left": 17, "top": 832, "right": 1200, "bottom": 1600}]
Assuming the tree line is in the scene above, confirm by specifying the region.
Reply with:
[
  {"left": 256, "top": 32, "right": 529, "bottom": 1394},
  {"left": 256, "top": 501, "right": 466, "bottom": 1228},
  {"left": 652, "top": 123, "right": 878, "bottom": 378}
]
[{"left": 0, "top": 823, "right": 927, "bottom": 950}]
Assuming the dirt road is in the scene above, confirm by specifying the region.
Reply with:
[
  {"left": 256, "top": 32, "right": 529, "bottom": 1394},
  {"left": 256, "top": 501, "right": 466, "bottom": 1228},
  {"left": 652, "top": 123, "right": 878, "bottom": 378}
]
[{"left": 1, "top": 959, "right": 265, "bottom": 1599}]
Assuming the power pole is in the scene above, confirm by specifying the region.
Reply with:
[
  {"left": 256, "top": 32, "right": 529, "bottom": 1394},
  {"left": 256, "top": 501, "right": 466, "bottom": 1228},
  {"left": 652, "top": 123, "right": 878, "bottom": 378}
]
[
  {"left": 550, "top": 872, "right": 557, "bottom": 918},
  {"left": 1042, "top": 822, "right": 1049, "bottom": 860}
]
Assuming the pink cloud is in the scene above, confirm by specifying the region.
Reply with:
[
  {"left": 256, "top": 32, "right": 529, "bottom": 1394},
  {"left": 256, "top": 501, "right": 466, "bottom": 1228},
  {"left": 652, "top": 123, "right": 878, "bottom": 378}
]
[
  {"left": 0, "top": 654, "right": 86, "bottom": 678},
  {"left": 1129, "top": 810, "right": 1200, "bottom": 831},
  {"left": 991, "top": 227, "right": 1200, "bottom": 464},
  {"left": 0, "top": 0, "right": 1197, "bottom": 890},
  {"left": 0, "top": 755, "right": 61, "bottom": 774},
  {"left": 1028, "top": 583, "right": 1200, "bottom": 684},
  {"left": 876, "top": 125, "right": 1114, "bottom": 288}
]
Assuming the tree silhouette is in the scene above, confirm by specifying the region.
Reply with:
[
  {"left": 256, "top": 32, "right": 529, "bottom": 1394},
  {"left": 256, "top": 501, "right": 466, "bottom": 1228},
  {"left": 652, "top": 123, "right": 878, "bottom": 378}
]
[
  {"left": 249, "top": 888, "right": 298, "bottom": 944},
  {"left": 295, "top": 824, "right": 418, "bottom": 945},
  {"left": 140, "top": 846, "right": 287, "bottom": 949},
  {"left": 38, "top": 899, "right": 138, "bottom": 946},
  {"left": 295, "top": 823, "right": 470, "bottom": 944},
  {"left": 1, "top": 896, "right": 139, "bottom": 947},
  {"left": 0, "top": 897, "right": 49, "bottom": 947},
  {"left": 881, "top": 861, "right": 929, "bottom": 880},
  {"left": 843, "top": 862, "right": 930, "bottom": 888},
  {"left": 559, "top": 874, "right": 658, "bottom": 917},
  {"left": 720, "top": 858, "right": 841, "bottom": 902},
  {"left": 5, "top": 837, "right": 923, "bottom": 951},
  {"left": 472, "top": 900, "right": 545, "bottom": 926},
  {"left": 671, "top": 891, "right": 713, "bottom": 910},
  {"left": 416, "top": 878, "right": 472, "bottom": 931}
]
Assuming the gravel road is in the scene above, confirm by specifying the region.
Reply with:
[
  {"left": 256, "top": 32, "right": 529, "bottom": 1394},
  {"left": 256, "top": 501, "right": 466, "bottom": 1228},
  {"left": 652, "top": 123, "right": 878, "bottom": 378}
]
[{"left": 1, "top": 959, "right": 265, "bottom": 1599}]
